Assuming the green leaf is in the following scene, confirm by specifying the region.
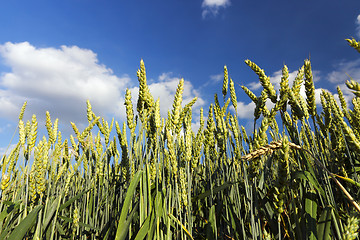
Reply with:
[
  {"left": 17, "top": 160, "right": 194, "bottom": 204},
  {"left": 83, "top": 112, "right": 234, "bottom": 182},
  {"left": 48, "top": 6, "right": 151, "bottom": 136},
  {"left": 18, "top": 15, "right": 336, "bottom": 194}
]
[
  {"left": 115, "top": 169, "right": 142, "bottom": 240},
  {"left": 42, "top": 197, "right": 61, "bottom": 231},
  {"left": 0, "top": 201, "right": 21, "bottom": 224},
  {"left": 206, "top": 205, "right": 217, "bottom": 240},
  {"left": 134, "top": 211, "right": 152, "bottom": 240},
  {"left": 59, "top": 189, "right": 90, "bottom": 211},
  {"left": 7, "top": 205, "right": 43, "bottom": 240},
  {"left": 304, "top": 190, "right": 318, "bottom": 240},
  {"left": 168, "top": 213, "right": 194, "bottom": 240},
  {"left": 334, "top": 174, "right": 360, "bottom": 188},
  {"left": 155, "top": 191, "right": 163, "bottom": 218},
  {"left": 317, "top": 206, "right": 332, "bottom": 240},
  {"left": 292, "top": 170, "right": 326, "bottom": 198}
]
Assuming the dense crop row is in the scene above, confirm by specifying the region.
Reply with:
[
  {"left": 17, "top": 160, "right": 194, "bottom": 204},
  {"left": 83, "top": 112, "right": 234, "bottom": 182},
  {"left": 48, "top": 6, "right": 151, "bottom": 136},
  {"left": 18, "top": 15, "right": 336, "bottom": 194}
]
[{"left": 1, "top": 39, "right": 360, "bottom": 239}]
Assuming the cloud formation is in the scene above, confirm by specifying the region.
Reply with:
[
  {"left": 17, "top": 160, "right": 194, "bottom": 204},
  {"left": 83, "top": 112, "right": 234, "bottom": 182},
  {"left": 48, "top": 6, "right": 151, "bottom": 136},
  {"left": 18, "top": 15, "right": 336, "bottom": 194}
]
[
  {"left": 0, "top": 42, "right": 205, "bottom": 136},
  {"left": 202, "top": 0, "right": 230, "bottom": 18},
  {"left": 0, "top": 42, "right": 129, "bottom": 125}
]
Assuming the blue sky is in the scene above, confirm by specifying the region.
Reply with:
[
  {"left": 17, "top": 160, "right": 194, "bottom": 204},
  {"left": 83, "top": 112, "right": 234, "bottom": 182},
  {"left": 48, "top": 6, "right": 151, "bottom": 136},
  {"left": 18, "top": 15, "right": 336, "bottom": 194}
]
[{"left": 0, "top": 0, "right": 360, "bottom": 151}]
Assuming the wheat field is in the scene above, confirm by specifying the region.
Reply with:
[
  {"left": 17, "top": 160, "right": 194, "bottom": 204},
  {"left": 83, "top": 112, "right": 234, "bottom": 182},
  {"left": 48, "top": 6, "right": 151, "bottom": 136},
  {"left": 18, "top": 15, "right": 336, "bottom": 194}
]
[{"left": 0, "top": 39, "right": 360, "bottom": 239}]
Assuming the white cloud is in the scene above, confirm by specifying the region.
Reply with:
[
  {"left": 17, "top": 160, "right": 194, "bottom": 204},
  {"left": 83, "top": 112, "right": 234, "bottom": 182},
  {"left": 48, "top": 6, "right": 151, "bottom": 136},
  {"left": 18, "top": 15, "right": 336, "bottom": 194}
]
[
  {"left": 202, "top": 0, "right": 230, "bottom": 18},
  {"left": 0, "top": 42, "right": 206, "bottom": 139},
  {"left": 356, "top": 14, "right": 360, "bottom": 38},
  {"left": 0, "top": 42, "right": 130, "bottom": 125},
  {"left": 235, "top": 101, "right": 256, "bottom": 119}
]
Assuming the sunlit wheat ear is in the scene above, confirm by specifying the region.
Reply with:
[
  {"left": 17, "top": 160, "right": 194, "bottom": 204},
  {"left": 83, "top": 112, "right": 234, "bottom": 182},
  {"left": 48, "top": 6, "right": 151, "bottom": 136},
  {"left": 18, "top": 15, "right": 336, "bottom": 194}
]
[
  {"left": 0, "top": 173, "right": 10, "bottom": 191},
  {"left": 177, "top": 97, "right": 197, "bottom": 135},
  {"left": 337, "top": 86, "right": 347, "bottom": 112},
  {"left": 280, "top": 65, "right": 289, "bottom": 97},
  {"left": 199, "top": 107, "right": 204, "bottom": 130},
  {"left": 257, "top": 117, "right": 269, "bottom": 146},
  {"left": 79, "top": 117, "right": 100, "bottom": 145},
  {"left": 70, "top": 122, "right": 80, "bottom": 139},
  {"left": 7, "top": 143, "right": 20, "bottom": 174},
  {"left": 45, "top": 111, "right": 54, "bottom": 145},
  {"left": 241, "top": 125, "right": 249, "bottom": 144},
  {"left": 346, "top": 37, "right": 360, "bottom": 53},
  {"left": 166, "top": 127, "right": 177, "bottom": 179},
  {"left": 184, "top": 113, "right": 192, "bottom": 164},
  {"left": 171, "top": 78, "right": 184, "bottom": 132},
  {"left": 33, "top": 138, "right": 48, "bottom": 200},
  {"left": 323, "top": 89, "right": 343, "bottom": 118},
  {"left": 241, "top": 85, "right": 258, "bottom": 103},
  {"left": 64, "top": 170, "right": 74, "bottom": 197},
  {"left": 137, "top": 60, "right": 154, "bottom": 121},
  {"left": 339, "top": 116, "right": 360, "bottom": 152},
  {"left": 291, "top": 65, "right": 304, "bottom": 97},
  {"left": 53, "top": 118, "right": 58, "bottom": 144},
  {"left": 346, "top": 79, "right": 360, "bottom": 97},
  {"left": 154, "top": 98, "right": 161, "bottom": 129},
  {"left": 278, "top": 65, "right": 289, "bottom": 111},
  {"left": 29, "top": 170, "right": 36, "bottom": 202},
  {"left": 274, "top": 135, "right": 290, "bottom": 215},
  {"left": 304, "top": 59, "right": 317, "bottom": 117},
  {"left": 288, "top": 89, "right": 305, "bottom": 120},
  {"left": 72, "top": 206, "right": 80, "bottom": 235},
  {"left": 245, "top": 59, "right": 277, "bottom": 103},
  {"left": 343, "top": 216, "right": 359, "bottom": 240},
  {"left": 179, "top": 167, "right": 188, "bottom": 207},
  {"left": 229, "top": 114, "right": 239, "bottom": 140},
  {"left": 28, "top": 114, "right": 38, "bottom": 154},
  {"left": 18, "top": 101, "right": 27, "bottom": 121},
  {"left": 229, "top": 79, "right": 238, "bottom": 112},
  {"left": 299, "top": 95, "right": 309, "bottom": 120},
  {"left": 18, "top": 120, "right": 26, "bottom": 147},
  {"left": 213, "top": 103, "right": 224, "bottom": 134},
  {"left": 86, "top": 100, "right": 94, "bottom": 122},
  {"left": 254, "top": 90, "right": 267, "bottom": 121},
  {"left": 222, "top": 65, "right": 229, "bottom": 99},
  {"left": 192, "top": 124, "right": 203, "bottom": 169},
  {"left": 270, "top": 92, "right": 288, "bottom": 119},
  {"left": 124, "top": 88, "right": 136, "bottom": 135},
  {"left": 318, "top": 92, "right": 333, "bottom": 132},
  {"left": 284, "top": 111, "right": 293, "bottom": 126}
]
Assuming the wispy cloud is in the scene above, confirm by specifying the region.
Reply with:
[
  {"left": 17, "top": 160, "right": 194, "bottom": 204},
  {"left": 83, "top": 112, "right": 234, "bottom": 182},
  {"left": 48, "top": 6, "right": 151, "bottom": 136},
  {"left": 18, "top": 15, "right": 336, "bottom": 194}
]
[
  {"left": 326, "top": 58, "right": 360, "bottom": 106},
  {"left": 356, "top": 14, "right": 360, "bottom": 38},
  {"left": 210, "top": 74, "right": 223, "bottom": 82},
  {"left": 202, "top": 0, "right": 230, "bottom": 18},
  {"left": 328, "top": 59, "right": 360, "bottom": 84}
]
